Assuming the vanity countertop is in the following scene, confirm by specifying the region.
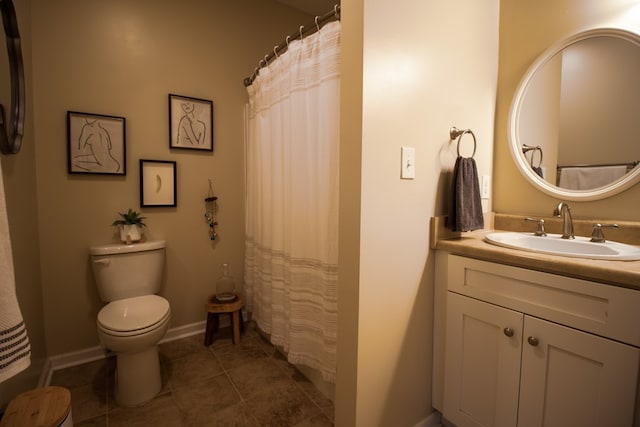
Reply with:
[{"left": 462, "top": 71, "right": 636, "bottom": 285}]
[{"left": 432, "top": 214, "right": 640, "bottom": 291}]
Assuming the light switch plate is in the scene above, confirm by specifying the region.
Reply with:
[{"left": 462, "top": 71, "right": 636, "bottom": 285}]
[
  {"left": 481, "top": 174, "right": 491, "bottom": 198},
  {"left": 401, "top": 146, "right": 415, "bottom": 179}
]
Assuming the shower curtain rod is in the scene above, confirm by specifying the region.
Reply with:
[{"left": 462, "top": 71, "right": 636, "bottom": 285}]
[{"left": 243, "top": 4, "right": 341, "bottom": 87}]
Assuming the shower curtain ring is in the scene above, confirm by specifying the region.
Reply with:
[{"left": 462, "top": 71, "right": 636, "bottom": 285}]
[
  {"left": 334, "top": 5, "right": 340, "bottom": 18},
  {"left": 273, "top": 45, "right": 279, "bottom": 57},
  {"left": 315, "top": 16, "right": 320, "bottom": 31},
  {"left": 299, "top": 25, "right": 304, "bottom": 40},
  {"left": 285, "top": 35, "right": 291, "bottom": 48}
]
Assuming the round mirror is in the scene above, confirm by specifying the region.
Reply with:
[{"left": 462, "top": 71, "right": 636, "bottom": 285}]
[{"left": 508, "top": 27, "right": 640, "bottom": 201}]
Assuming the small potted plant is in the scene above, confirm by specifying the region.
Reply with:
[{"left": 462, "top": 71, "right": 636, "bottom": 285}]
[{"left": 112, "top": 208, "right": 146, "bottom": 244}]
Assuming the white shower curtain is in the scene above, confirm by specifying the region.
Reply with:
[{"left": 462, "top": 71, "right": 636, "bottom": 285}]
[{"left": 244, "top": 20, "right": 340, "bottom": 382}]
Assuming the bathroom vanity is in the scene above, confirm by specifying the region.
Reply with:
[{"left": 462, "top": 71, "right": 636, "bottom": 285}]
[
  {"left": 431, "top": 216, "right": 640, "bottom": 427},
  {"left": 432, "top": 19, "right": 640, "bottom": 426}
]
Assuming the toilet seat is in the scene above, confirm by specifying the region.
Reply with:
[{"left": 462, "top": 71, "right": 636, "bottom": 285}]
[{"left": 98, "top": 295, "right": 170, "bottom": 337}]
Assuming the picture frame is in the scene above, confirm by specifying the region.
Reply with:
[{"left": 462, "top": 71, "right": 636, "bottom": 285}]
[
  {"left": 67, "top": 111, "right": 126, "bottom": 175},
  {"left": 140, "top": 159, "right": 177, "bottom": 207},
  {"left": 168, "top": 94, "right": 213, "bottom": 151}
]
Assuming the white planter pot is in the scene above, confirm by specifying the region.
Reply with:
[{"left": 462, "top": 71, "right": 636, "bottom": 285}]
[{"left": 119, "top": 224, "right": 142, "bottom": 244}]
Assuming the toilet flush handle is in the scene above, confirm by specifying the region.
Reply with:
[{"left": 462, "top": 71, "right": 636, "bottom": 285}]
[{"left": 93, "top": 259, "right": 110, "bottom": 266}]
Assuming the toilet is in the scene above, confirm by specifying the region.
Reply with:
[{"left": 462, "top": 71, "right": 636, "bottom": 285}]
[{"left": 89, "top": 240, "right": 170, "bottom": 407}]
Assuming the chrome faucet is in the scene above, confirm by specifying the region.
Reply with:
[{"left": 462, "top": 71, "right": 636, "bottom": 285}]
[{"left": 553, "top": 202, "right": 575, "bottom": 239}]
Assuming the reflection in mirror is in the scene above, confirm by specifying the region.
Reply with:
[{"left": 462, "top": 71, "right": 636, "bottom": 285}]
[
  {"left": 510, "top": 28, "right": 640, "bottom": 200},
  {"left": 522, "top": 144, "right": 544, "bottom": 178}
]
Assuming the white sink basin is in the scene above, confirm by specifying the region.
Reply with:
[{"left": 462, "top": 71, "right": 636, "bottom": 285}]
[{"left": 485, "top": 232, "right": 640, "bottom": 261}]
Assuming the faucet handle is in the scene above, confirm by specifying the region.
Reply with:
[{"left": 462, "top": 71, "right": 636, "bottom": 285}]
[
  {"left": 525, "top": 217, "right": 547, "bottom": 236},
  {"left": 590, "top": 223, "right": 619, "bottom": 243}
]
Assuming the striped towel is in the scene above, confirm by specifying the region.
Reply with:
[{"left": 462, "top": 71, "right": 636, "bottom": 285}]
[{"left": 0, "top": 162, "right": 30, "bottom": 383}]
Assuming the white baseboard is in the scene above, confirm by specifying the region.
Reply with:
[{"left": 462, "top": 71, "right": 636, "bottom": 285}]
[
  {"left": 40, "top": 321, "right": 208, "bottom": 387},
  {"left": 39, "top": 346, "right": 111, "bottom": 387},
  {"left": 413, "top": 411, "right": 442, "bottom": 427},
  {"left": 160, "top": 320, "right": 206, "bottom": 343}
]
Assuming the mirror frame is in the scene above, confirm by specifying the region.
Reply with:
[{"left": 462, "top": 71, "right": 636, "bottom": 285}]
[
  {"left": 508, "top": 26, "right": 640, "bottom": 201},
  {"left": 0, "top": 0, "right": 25, "bottom": 155}
]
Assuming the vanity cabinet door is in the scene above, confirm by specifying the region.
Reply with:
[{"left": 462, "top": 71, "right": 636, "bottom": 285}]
[
  {"left": 518, "top": 316, "right": 640, "bottom": 427},
  {"left": 444, "top": 292, "right": 523, "bottom": 427}
]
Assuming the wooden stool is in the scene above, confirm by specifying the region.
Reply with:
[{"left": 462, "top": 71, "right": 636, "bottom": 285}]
[
  {"left": 204, "top": 294, "right": 244, "bottom": 346},
  {"left": 0, "top": 386, "right": 73, "bottom": 427}
]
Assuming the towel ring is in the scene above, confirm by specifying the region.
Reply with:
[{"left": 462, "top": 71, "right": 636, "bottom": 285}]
[
  {"left": 450, "top": 127, "right": 477, "bottom": 158},
  {"left": 522, "top": 144, "right": 543, "bottom": 168}
]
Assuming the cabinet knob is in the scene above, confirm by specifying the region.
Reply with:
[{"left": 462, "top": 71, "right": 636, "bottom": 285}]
[
  {"left": 503, "top": 327, "right": 514, "bottom": 337},
  {"left": 527, "top": 336, "right": 539, "bottom": 346}
]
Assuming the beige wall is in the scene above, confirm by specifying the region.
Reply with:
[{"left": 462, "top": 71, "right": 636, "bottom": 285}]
[
  {"left": 336, "top": 0, "right": 363, "bottom": 424},
  {"left": 336, "top": 0, "right": 500, "bottom": 425},
  {"left": 495, "top": 0, "right": 640, "bottom": 220},
  {"left": 23, "top": 0, "right": 310, "bottom": 357}
]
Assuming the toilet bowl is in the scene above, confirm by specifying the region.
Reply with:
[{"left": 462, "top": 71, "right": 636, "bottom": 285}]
[
  {"left": 97, "top": 295, "right": 170, "bottom": 406},
  {"left": 89, "top": 240, "right": 170, "bottom": 407}
]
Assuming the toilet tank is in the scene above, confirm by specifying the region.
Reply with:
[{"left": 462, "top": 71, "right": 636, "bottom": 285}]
[{"left": 89, "top": 240, "right": 166, "bottom": 302}]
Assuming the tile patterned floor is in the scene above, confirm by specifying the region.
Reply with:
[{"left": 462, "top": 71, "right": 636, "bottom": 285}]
[{"left": 49, "top": 323, "right": 335, "bottom": 426}]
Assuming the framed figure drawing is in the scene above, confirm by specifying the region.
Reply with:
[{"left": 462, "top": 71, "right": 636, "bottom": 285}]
[
  {"left": 140, "top": 159, "right": 177, "bottom": 207},
  {"left": 169, "top": 94, "right": 213, "bottom": 151},
  {"left": 67, "top": 111, "right": 126, "bottom": 175}
]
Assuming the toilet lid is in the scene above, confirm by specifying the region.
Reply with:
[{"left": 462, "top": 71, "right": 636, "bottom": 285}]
[{"left": 98, "top": 295, "right": 170, "bottom": 332}]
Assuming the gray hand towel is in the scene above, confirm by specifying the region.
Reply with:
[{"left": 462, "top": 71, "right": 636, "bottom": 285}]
[{"left": 449, "top": 156, "right": 484, "bottom": 232}]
